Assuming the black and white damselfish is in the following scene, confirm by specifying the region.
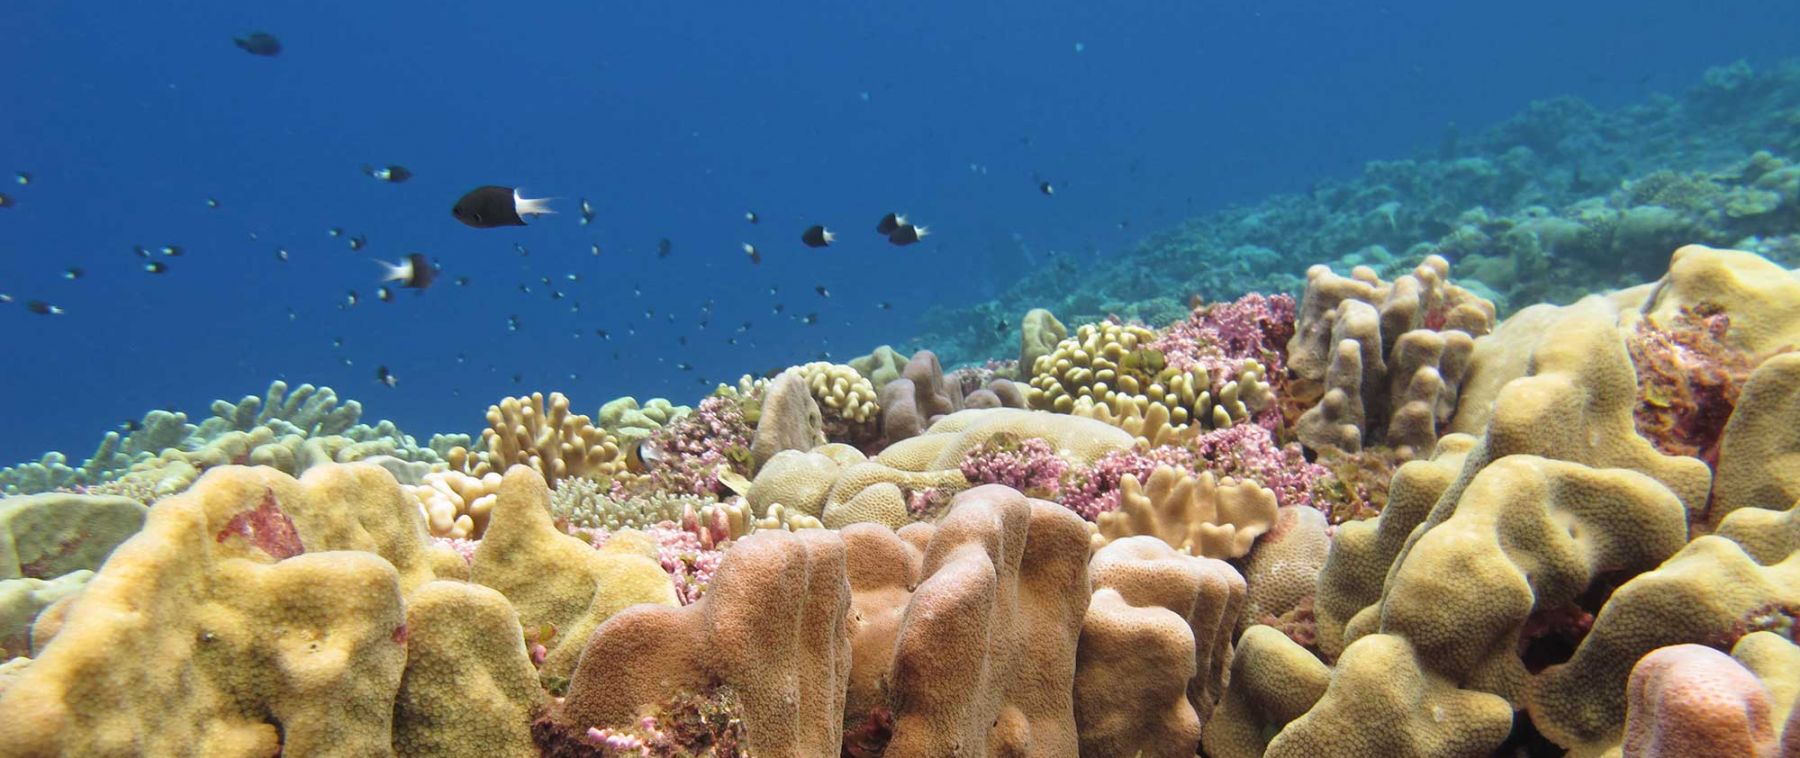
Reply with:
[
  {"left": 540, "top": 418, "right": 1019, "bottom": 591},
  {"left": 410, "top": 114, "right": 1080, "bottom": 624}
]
[{"left": 451, "top": 186, "right": 554, "bottom": 228}]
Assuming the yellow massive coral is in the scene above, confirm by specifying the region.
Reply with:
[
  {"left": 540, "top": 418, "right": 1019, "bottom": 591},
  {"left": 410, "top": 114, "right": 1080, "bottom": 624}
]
[{"left": 449, "top": 391, "right": 627, "bottom": 486}]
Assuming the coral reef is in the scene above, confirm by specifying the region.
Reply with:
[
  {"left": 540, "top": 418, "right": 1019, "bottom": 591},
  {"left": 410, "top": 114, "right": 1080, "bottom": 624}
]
[{"left": 8, "top": 62, "right": 1800, "bottom": 754}]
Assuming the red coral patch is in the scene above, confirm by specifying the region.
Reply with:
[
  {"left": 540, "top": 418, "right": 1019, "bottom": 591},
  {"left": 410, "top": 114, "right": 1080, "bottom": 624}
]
[{"left": 215, "top": 487, "right": 305, "bottom": 560}]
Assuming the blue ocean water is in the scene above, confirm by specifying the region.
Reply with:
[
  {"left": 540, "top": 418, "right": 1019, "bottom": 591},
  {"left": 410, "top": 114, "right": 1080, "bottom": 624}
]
[{"left": 2, "top": 0, "right": 1795, "bottom": 465}]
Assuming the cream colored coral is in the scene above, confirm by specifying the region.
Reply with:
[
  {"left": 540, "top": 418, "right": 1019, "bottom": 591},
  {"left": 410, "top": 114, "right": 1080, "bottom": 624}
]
[
  {"left": 795, "top": 361, "right": 880, "bottom": 425},
  {"left": 755, "top": 503, "right": 824, "bottom": 532},
  {"left": 451, "top": 392, "right": 625, "bottom": 486},
  {"left": 408, "top": 470, "right": 501, "bottom": 539},
  {"left": 1094, "top": 466, "right": 1279, "bottom": 559}
]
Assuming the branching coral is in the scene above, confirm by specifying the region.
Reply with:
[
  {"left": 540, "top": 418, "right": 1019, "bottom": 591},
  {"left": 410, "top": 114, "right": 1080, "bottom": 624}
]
[
  {"left": 548, "top": 477, "right": 701, "bottom": 532},
  {"left": 450, "top": 391, "right": 626, "bottom": 487},
  {"left": 409, "top": 470, "right": 501, "bottom": 539}
]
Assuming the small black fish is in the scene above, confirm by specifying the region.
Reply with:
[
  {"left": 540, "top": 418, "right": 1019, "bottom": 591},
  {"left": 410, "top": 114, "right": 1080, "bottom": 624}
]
[
  {"left": 742, "top": 243, "right": 761, "bottom": 265},
  {"left": 161, "top": 245, "right": 183, "bottom": 257},
  {"left": 379, "top": 252, "right": 437, "bottom": 290},
  {"left": 815, "top": 285, "right": 830, "bottom": 298},
  {"left": 595, "top": 329, "right": 610, "bottom": 340},
  {"left": 377, "top": 366, "right": 398, "bottom": 387},
  {"left": 234, "top": 31, "right": 281, "bottom": 57},
  {"left": 361, "top": 164, "right": 412, "bottom": 183},
  {"left": 657, "top": 238, "right": 673, "bottom": 258},
  {"left": 508, "top": 315, "right": 522, "bottom": 332},
  {"left": 887, "top": 224, "right": 927, "bottom": 246},
  {"left": 645, "top": 308, "right": 655, "bottom": 319},
  {"left": 1039, "top": 180, "right": 1055, "bottom": 196},
  {"left": 516, "top": 243, "right": 530, "bottom": 257},
  {"left": 63, "top": 267, "right": 83, "bottom": 280},
  {"left": 14, "top": 172, "right": 30, "bottom": 186},
  {"left": 348, "top": 235, "right": 367, "bottom": 251},
  {"left": 344, "top": 290, "right": 360, "bottom": 307},
  {"left": 677, "top": 362, "right": 693, "bottom": 371},
  {"left": 122, "top": 419, "right": 142, "bottom": 432},
  {"left": 579, "top": 199, "right": 595, "bottom": 225},
  {"left": 333, "top": 337, "right": 344, "bottom": 348},
  {"left": 678, "top": 336, "right": 688, "bottom": 346},
  {"left": 133, "top": 245, "right": 150, "bottom": 259},
  {"left": 25, "top": 300, "right": 64, "bottom": 315},
  {"left": 512, "top": 373, "right": 523, "bottom": 384},
  {"left": 206, "top": 198, "right": 220, "bottom": 209},
  {"left": 876, "top": 212, "right": 904, "bottom": 236},
  {"left": 877, "top": 301, "right": 892, "bottom": 310},
  {"left": 377, "top": 286, "right": 394, "bottom": 302},
  {"left": 455, "top": 276, "right": 471, "bottom": 287},
  {"left": 738, "top": 321, "right": 752, "bottom": 332},
  {"left": 591, "top": 243, "right": 602, "bottom": 256},
  {"left": 745, "top": 210, "right": 759, "bottom": 224},
  {"left": 144, "top": 261, "right": 168, "bottom": 274},
  {"left": 800, "top": 225, "right": 834, "bottom": 248},
  {"left": 995, "top": 318, "right": 1007, "bottom": 334},
  {"left": 276, "top": 248, "right": 289, "bottom": 262},
  {"left": 452, "top": 185, "right": 552, "bottom": 228},
  {"left": 773, "top": 303, "right": 785, "bottom": 314},
  {"left": 801, "top": 312, "right": 818, "bottom": 325},
  {"left": 328, "top": 227, "right": 343, "bottom": 238}
]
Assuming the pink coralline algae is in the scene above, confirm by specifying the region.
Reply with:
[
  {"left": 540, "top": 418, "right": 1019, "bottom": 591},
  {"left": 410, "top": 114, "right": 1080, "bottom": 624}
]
[
  {"left": 1153, "top": 292, "right": 1296, "bottom": 377},
  {"left": 642, "top": 396, "right": 753, "bottom": 497},
  {"left": 959, "top": 435, "right": 1068, "bottom": 499},
  {"left": 430, "top": 536, "right": 479, "bottom": 565},
  {"left": 591, "top": 523, "right": 722, "bottom": 605},
  {"left": 1190, "top": 424, "right": 1325, "bottom": 509},
  {"left": 1060, "top": 445, "right": 1197, "bottom": 520},
  {"left": 214, "top": 488, "right": 304, "bottom": 560}
]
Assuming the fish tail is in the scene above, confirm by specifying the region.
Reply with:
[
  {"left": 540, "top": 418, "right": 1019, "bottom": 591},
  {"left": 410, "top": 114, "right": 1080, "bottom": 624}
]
[{"left": 514, "top": 190, "right": 555, "bottom": 217}]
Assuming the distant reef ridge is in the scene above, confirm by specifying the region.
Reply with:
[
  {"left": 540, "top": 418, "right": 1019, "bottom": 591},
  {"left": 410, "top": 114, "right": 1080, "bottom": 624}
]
[{"left": 915, "top": 58, "right": 1800, "bottom": 368}]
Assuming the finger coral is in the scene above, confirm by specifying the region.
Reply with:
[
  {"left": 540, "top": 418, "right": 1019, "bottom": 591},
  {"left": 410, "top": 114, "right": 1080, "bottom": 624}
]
[
  {"left": 1288, "top": 255, "right": 1495, "bottom": 458},
  {"left": 1093, "top": 465, "right": 1279, "bottom": 560},
  {"left": 451, "top": 391, "right": 627, "bottom": 487}
]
